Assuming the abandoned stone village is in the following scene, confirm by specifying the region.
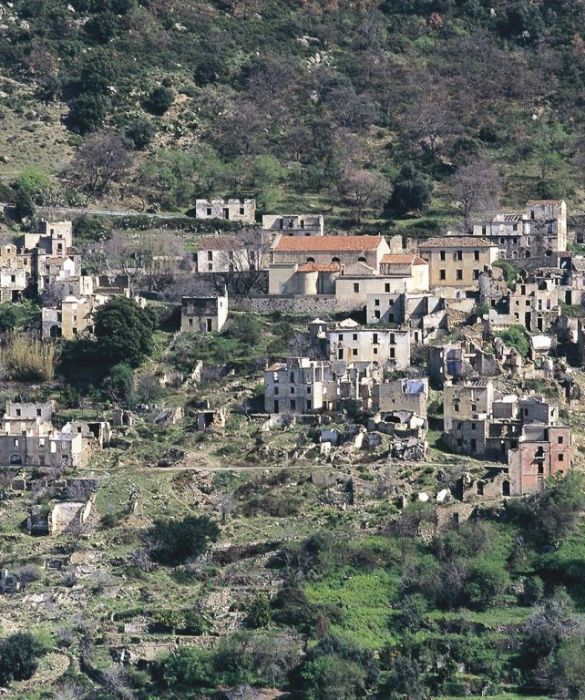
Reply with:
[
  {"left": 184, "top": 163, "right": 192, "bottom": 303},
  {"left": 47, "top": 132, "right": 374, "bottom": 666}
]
[{"left": 1, "top": 196, "right": 585, "bottom": 684}]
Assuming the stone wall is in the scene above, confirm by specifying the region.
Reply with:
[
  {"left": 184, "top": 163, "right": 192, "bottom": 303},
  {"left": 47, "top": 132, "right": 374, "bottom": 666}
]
[{"left": 230, "top": 294, "right": 363, "bottom": 316}]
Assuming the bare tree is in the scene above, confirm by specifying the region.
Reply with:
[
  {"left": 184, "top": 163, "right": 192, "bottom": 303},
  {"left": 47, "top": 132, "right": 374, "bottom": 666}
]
[
  {"left": 339, "top": 168, "right": 389, "bottom": 224},
  {"left": 64, "top": 130, "right": 132, "bottom": 196},
  {"left": 451, "top": 158, "right": 501, "bottom": 232},
  {"left": 402, "top": 82, "right": 454, "bottom": 161},
  {"left": 103, "top": 230, "right": 189, "bottom": 292},
  {"left": 212, "top": 230, "right": 271, "bottom": 294},
  {"left": 102, "top": 667, "right": 133, "bottom": 700},
  {"left": 41, "top": 281, "right": 69, "bottom": 307}
]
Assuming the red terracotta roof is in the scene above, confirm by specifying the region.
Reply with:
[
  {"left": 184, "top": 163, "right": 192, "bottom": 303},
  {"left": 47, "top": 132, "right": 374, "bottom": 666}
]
[
  {"left": 381, "top": 254, "right": 427, "bottom": 265},
  {"left": 297, "top": 263, "right": 341, "bottom": 273},
  {"left": 274, "top": 235, "right": 385, "bottom": 252}
]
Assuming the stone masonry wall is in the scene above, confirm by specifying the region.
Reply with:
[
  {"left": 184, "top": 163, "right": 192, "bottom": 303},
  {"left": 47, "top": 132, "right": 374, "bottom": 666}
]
[{"left": 230, "top": 295, "right": 363, "bottom": 316}]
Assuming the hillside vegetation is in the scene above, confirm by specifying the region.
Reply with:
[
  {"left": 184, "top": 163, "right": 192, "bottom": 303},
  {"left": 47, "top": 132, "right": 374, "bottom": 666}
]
[{"left": 0, "top": 0, "right": 584, "bottom": 228}]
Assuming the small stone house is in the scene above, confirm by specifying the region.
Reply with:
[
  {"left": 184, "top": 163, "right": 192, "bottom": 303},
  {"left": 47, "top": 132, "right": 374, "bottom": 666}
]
[
  {"left": 262, "top": 214, "right": 324, "bottom": 236},
  {"left": 372, "top": 378, "right": 428, "bottom": 416},
  {"left": 181, "top": 290, "right": 228, "bottom": 333},
  {"left": 195, "top": 198, "right": 256, "bottom": 223},
  {"left": 327, "top": 318, "right": 411, "bottom": 369},
  {"left": 443, "top": 378, "right": 494, "bottom": 432},
  {"left": 264, "top": 357, "right": 337, "bottom": 414}
]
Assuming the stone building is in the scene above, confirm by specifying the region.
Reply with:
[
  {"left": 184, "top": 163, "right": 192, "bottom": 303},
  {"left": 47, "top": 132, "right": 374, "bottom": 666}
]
[
  {"left": 269, "top": 262, "right": 340, "bottom": 296},
  {"left": 428, "top": 337, "right": 499, "bottom": 388},
  {"left": 443, "top": 378, "right": 494, "bottom": 432},
  {"left": 24, "top": 220, "right": 73, "bottom": 253},
  {"left": 366, "top": 291, "right": 445, "bottom": 329},
  {"left": 378, "top": 254, "right": 429, "bottom": 291},
  {"left": 507, "top": 424, "right": 570, "bottom": 492},
  {"left": 417, "top": 237, "right": 499, "bottom": 288},
  {"left": 42, "top": 294, "right": 108, "bottom": 339},
  {"left": 264, "top": 358, "right": 337, "bottom": 414},
  {"left": 372, "top": 378, "right": 428, "bottom": 415},
  {"left": 445, "top": 393, "right": 569, "bottom": 480},
  {"left": 487, "top": 278, "right": 560, "bottom": 334},
  {"left": 326, "top": 318, "right": 410, "bottom": 368},
  {"left": 472, "top": 199, "right": 567, "bottom": 259},
  {"left": 262, "top": 214, "right": 324, "bottom": 236},
  {"left": 181, "top": 290, "right": 228, "bottom": 333},
  {"left": 0, "top": 402, "right": 102, "bottom": 468},
  {"left": 271, "top": 235, "right": 390, "bottom": 271},
  {"left": 194, "top": 198, "right": 256, "bottom": 223}
]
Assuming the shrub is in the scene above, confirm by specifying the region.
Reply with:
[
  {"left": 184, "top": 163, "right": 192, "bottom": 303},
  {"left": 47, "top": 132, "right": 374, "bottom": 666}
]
[
  {"left": 2, "top": 335, "right": 55, "bottom": 381},
  {"left": 492, "top": 259, "right": 518, "bottom": 287},
  {"left": 126, "top": 118, "right": 155, "bottom": 149},
  {"left": 150, "top": 515, "right": 220, "bottom": 566},
  {"left": 152, "top": 609, "right": 183, "bottom": 633},
  {"left": 145, "top": 86, "right": 174, "bottom": 115},
  {"left": 298, "top": 635, "right": 379, "bottom": 700},
  {"left": 246, "top": 593, "right": 271, "bottom": 629},
  {"left": 73, "top": 215, "right": 111, "bottom": 241},
  {"left": 224, "top": 314, "right": 263, "bottom": 345},
  {"left": 160, "top": 646, "right": 215, "bottom": 689},
  {"left": 495, "top": 325, "right": 530, "bottom": 358},
  {"left": 0, "top": 632, "right": 47, "bottom": 685},
  {"left": 68, "top": 92, "right": 109, "bottom": 133},
  {"left": 0, "top": 305, "right": 18, "bottom": 334},
  {"left": 463, "top": 560, "right": 509, "bottom": 610}
]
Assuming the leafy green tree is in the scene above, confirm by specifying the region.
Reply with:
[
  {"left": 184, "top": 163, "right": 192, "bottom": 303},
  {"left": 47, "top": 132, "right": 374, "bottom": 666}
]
[
  {"left": 145, "top": 86, "right": 174, "bottom": 116},
  {"left": 531, "top": 119, "right": 567, "bottom": 185},
  {"left": 161, "top": 647, "right": 215, "bottom": 689},
  {"left": 0, "top": 305, "right": 18, "bottom": 334},
  {"left": 249, "top": 154, "right": 284, "bottom": 213},
  {"left": 138, "top": 150, "right": 196, "bottom": 208},
  {"left": 387, "top": 164, "right": 432, "bottom": 216},
  {"left": 150, "top": 515, "right": 220, "bottom": 565},
  {"left": 192, "top": 145, "right": 227, "bottom": 197},
  {"left": 103, "top": 363, "right": 134, "bottom": 403},
  {"left": 73, "top": 215, "right": 111, "bottom": 242},
  {"left": 382, "top": 654, "right": 426, "bottom": 700},
  {"left": 463, "top": 560, "right": 509, "bottom": 610},
  {"left": 553, "top": 635, "right": 585, "bottom": 699},
  {"left": 300, "top": 655, "right": 367, "bottom": 700},
  {"left": 396, "top": 593, "right": 429, "bottom": 630},
  {"left": 85, "top": 12, "right": 118, "bottom": 43},
  {"left": 532, "top": 472, "right": 585, "bottom": 548},
  {"left": 153, "top": 609, "right": 183, "bottom": 633},
  {"left": 15, "top": 166, "right": 49, "bottom": 200},
  {"left": 94, "top": 297, "right": 156, "bottom": 368},
  {"left": 294, "top": 635, "right": 379, "bottom": 700},
  {"left": 78, "top": 51, "right": 117, "bottom": 95},
  {"left": 13, "top": 187, "right": 36, "bottom": 221},
  {"left": 492, "top": 260, "right": 518, "bottom": 288},
  {"left": 0, "top": 633, "right": 47, "bottom": 686}
]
